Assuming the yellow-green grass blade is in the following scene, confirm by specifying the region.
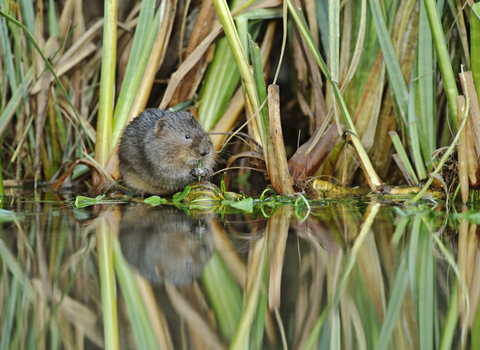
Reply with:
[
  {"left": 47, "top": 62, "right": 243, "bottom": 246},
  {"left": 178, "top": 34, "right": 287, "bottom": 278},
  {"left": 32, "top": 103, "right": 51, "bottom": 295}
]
[
  {"left": 96, "top": 220, "right": 119, "bottom": 350},
  {"left": 375, "top": 257, "right": 408, "bottom": 350},
  {"left": 408, "top": 81, "right": 427, "bottom": 180},
  {"left": 111, "top": 0, "right": 160, "bottom": 145},
  {"left": 95, "top": 0, "right": 117, "bottom": 167},
  {"left": 471, "top": 5, "right": 480, "bottom": 101},
  {"left": 328, "top": 0, "right": 340, "bottom": 82},
  {"left": 369, "top": 0, "right": 409, "bottom": 119},
  {"left": 422, "top": 0, "right": 458, "bottom": 130},
  {"left": 202, "top": 252, "right": 242, "bottom": 341},
  {"left": 415, "top": 0, "right": 435, "bottom": 167},
  {"left": 113, "top": 240, "right": 160, "bottom": 350}
]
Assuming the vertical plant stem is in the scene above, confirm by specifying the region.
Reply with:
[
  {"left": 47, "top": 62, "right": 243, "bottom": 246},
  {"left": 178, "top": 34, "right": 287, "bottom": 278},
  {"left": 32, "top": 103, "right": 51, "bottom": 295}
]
[
  {"left": 95, "top": 0, "right": 117, "bottom": 167},
  {"left": 211, "top": 0, "right": 263, "bottom": 144},
  {"left": 422, "top": 0, "right": 458, "bottom": 130},
  {"left": 328, "top": 0, "right": 339, "bottom": 82},
  {"left": 0, "top": 155, "right": 4, "bottom": 196},
  {"left": 96, "top": 218, "right": 119, "bottom": 350},
  {"left": 471, "top": 6, "right": 480, "bottom": 100}
]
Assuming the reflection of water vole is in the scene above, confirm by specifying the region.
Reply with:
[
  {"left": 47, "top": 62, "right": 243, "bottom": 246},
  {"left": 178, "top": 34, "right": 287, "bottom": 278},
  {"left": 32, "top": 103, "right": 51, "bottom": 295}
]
[
  {"left": 119, "top": 205, "right": 214, "bottom": 286},
  {"left": 118, "top": 109, "right": 215, "bottom": 196}
]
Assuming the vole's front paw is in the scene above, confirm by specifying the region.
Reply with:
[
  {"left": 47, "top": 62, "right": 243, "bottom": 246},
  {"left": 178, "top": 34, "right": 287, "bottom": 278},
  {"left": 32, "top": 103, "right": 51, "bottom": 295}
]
[{"left": 190, "top": 168, "right": 210, "bottom": 178}]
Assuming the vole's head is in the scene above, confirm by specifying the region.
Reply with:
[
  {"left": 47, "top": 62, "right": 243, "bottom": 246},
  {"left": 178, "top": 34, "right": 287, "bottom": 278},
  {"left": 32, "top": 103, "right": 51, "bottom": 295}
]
[{"left": 154, "top": 111, "right": 215, "bottom": 167}]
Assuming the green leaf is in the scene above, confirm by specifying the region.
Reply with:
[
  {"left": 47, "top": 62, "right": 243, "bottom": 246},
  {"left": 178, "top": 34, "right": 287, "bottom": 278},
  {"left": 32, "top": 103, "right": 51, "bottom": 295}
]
[
  {"left": 172, "top": 186, "right": 191, "bottom": 202},
  {"left": 229, "top": 197, "right": 253, "bottom": 213},
  {"left": 144, "top": 196, "right": 166, "bottom": 206},
  {"left": 75, "top": 196, "right": 100, "bottom": 208}
]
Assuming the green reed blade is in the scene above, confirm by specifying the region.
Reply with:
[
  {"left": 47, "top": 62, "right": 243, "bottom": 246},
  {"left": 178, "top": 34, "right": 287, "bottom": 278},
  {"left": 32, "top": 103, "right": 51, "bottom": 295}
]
[
  {"left": 111, "top": 0, "right": 160, "bottom": 145},
  {"left": 439, "top": 279, "right": 458, "bottom": 350},
  {"left": 375, "top": 257, "right": 408, "bottom": 350},
  {"left": 415, "top": 0, "right": 435, "bottom": 162},
  {"left": 471, "top": 5, "right": 480, "bottom": 100},
  {"left": 113, "top": 240, "right": 160, "bottom": 350},
  {"left": 198, "top": 38, "right": 240, "bottom": 131},
  {"left": 408, "top": 80, "right": 427, "bottom": 180},
  {"left": 96, "top": 220, "right": 119, "bottom": 350},
  {"left": 249, "top": 36, "right": 268, "bottom": 132},
  {"left": 0, "top": 155, "right": 3, "bottom": 196},
  {"left": 328, "top": 0, "right": 340, "bottom": 82},
  {"left": 19, "top": 0, "right": 35, "bottom": 36},
  {"left": 0, "top": 278, "right": 18, "bottom": 350},
  {"left": 418, "top": 233, "right": 434, "bottom": 350},
  {"left": 0, "top": 4, "right": 18, "bottom": 93},
  {"left": 472, "top": 284, "right": 480, "bottom": 348},
  {"left": 47, "top": 0, "right": 60, "bottom": 37},
  {"left": 422, "top": 0, "right": 458, "bottom": 130},
  {"left": 212, "top": 0, "right": 263, "bottom": 146},
  {"left": 369, "top": 0, "right": 409, "bottom": 119},
  {"left": 202, "top": 253, "right": 242, "bottom": 341},
  {"left": 95, "top": 0, "right": 117, "bottom": 167}
]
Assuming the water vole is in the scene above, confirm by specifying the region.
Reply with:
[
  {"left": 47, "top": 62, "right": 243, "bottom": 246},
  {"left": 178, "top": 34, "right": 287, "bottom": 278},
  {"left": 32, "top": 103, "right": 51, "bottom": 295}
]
[{"left": 118, "top": 109, "right": 215, "bottom": 196}]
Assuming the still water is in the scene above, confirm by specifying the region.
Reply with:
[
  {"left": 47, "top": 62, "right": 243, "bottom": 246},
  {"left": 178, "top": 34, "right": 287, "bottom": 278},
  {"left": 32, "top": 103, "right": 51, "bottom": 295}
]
[{"left": 0, "top": 189, "right": 479, "bottom": 350}]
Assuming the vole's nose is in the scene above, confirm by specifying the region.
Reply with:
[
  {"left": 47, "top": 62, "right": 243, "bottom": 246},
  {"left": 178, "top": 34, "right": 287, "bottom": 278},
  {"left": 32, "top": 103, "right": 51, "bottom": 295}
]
[{"left": 200, "top": 150, "right": 209, "bottom": 156}]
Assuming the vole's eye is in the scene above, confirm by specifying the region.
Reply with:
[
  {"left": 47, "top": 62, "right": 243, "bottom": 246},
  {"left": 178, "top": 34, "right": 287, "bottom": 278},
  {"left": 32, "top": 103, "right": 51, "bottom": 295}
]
[{"left": 185, "top": 134, "right": 191, "bottom": 140}]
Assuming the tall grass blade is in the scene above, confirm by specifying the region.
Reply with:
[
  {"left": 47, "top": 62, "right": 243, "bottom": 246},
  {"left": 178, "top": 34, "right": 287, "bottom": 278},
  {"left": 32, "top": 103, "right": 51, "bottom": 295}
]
[
  {"left": 415, "top": 0, "right": 435, "bottom": 164},
  {"left": 368, "top": 0, "right": 409, "bottom": 119},
  {"left": 96, "top": 219, "right": 119, "bottom": 350},
  {"left": 95, "top": 0, "right": 117, "bottom": 167},
  {"left": 111, "top": 0, "right": 159, "bottom": 145},
  {"left": 439, "top": 281, "right": 458, "bottom": 350},
  {"left": 422, "top": 0, "right": 458, "bottom": 130},
  {"left": 408, "top": 80, "right": 427, "bottom": 179},
  {"left": 375, "top": 257, "right": 408, "bottom": 350},
  {"left": 202, "top": 253, "right": 242, "bottom": 341},
  {"left": 113, "top": 240, "right": 160, "bottom": 350},
  {"left": 418, "top": 233, "right": 434, "bottom": 350},
  {"left": 328, "top": 0, "right": 339, "bottom": 82},
  {"left": 471, "top": 5, "right": 480, "bottom": 102}
]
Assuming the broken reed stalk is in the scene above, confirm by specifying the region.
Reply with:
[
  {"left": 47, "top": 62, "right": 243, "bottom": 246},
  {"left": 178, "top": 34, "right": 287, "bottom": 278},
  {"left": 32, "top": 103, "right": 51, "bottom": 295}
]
[{"left": 268, "top": 85, "right": 294, "bottom": 195}]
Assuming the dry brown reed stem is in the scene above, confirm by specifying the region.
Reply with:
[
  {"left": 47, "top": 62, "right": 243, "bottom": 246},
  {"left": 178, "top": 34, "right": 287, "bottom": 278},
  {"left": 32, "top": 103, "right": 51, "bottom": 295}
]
[
  {"left": 458, "top": 206, "right": 473, "bottom": 326},
  {"left": 459, "top": 71, "right": 480, "bottom": 160},
  {"left": 268, "top": 206, "right": 292, "bottom": 311},
  {"left": 268, "top": 85, "right": 294, "bottom": 195},
  {"left": 457, "top": 96, "right": 469, "bottom": 202}
]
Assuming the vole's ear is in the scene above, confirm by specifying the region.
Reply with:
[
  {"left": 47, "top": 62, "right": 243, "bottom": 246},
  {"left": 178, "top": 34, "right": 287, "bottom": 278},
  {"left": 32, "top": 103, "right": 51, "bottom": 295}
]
[{"left": 154, "top": 118, "right": 165, "bottom": 138}]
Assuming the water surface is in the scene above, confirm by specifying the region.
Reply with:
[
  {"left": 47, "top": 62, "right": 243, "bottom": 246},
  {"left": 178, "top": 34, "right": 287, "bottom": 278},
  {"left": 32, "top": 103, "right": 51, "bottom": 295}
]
[{"left": 0, "top": 189, "right": 478, "bottom": 350}]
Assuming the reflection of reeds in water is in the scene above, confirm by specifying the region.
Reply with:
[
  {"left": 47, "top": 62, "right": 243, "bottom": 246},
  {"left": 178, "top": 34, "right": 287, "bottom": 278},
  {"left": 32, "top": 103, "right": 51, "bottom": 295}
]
[{"left": 1, "top": 193, "right": 480, "bottom": 349}]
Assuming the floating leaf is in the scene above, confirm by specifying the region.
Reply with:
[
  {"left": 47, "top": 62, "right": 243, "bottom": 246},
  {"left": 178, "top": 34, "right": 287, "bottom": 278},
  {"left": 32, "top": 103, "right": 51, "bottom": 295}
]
[
  {"left": 144, "top": 196, "right": 166, "bottom": 206},
  {"left": 172, "top": 186, "right": 191, "bottom": 202},
  {"left": 228, "top": 197, "right": 253, "bottom": 213}
]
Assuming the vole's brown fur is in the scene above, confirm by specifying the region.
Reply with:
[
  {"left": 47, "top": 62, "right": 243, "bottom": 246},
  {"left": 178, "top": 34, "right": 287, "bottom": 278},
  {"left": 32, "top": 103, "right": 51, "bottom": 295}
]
[{"left": 118, "top": 109, "right": 215, "bottom": 196}]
